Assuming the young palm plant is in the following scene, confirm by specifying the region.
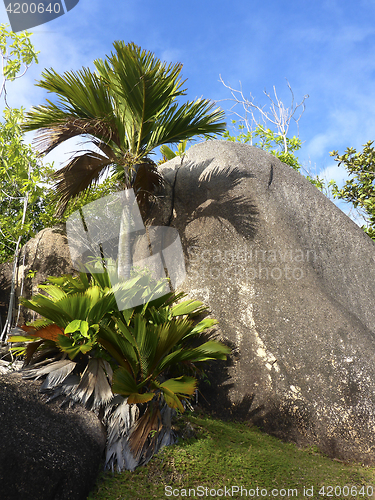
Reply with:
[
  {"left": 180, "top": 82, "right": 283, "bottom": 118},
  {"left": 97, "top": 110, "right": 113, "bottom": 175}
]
[{"left": 9, "top": 268, "right": 230, "bottom": 471}]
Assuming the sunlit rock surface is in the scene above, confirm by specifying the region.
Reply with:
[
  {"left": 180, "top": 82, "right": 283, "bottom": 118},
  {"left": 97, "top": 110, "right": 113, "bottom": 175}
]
[{"left": 149, "top": 140, "right": 375, "bottom": 464}]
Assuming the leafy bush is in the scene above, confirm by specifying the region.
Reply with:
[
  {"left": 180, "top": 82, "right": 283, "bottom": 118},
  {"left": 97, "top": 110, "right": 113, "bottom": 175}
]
[
  {"left": 223, "top": 122, "right": 302, "bottom": 171},
  {"left": 330, "top": 142, "right": 375, "bottom": 241}
]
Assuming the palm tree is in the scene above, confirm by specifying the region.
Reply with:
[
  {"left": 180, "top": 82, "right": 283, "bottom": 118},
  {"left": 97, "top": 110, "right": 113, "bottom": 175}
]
[
  {"left": 23, "top": 42, "right": 225, "bottom": 279},
  {"left": 23, "top": 41, "right": 225, "bottom": 215},
  {"left": 19, "top": 43, "right": 228, "bottom": 470}
]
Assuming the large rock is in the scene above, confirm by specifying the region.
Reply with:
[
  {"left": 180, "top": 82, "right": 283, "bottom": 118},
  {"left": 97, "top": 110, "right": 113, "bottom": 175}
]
[
  {"left": 0, "top": 225, "right": 75, "bottom": 325},
  {"left": 2, "top": 141, "right": 375, "bottom": 465},
  {"left": 0, "top": 373, "right": 106, "bottom": 500},
  {"left": 145, "top": 140, "right": 375, "bottom": 464}
]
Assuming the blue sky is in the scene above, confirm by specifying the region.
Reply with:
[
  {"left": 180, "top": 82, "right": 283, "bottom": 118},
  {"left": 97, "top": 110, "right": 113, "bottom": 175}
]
[{"left": 1, "top": 0, "right": 375, "bottom": 224}]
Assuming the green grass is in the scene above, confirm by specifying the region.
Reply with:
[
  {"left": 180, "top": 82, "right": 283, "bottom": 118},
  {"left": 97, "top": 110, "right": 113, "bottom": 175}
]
[{"left": 88, "top": 411, "right": 375, "bottom": 500}]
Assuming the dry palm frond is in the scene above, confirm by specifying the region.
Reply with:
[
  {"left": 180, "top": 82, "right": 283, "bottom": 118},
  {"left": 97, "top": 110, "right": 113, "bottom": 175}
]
[
  {"left": 103, "top": 399, "right": 176, "bottom": 472},
  {"left": 20, "top": 323, "right": 65, "bottom": 342},
  {"left": 104, "top": 395, "right": 140, "bottom": 472},
  {"left": 22, "top": 359, "right": 76, "bottom": 381},
  {"left": 70, "top": 358, "right": 114, "bottom": 410},
  {"left": 24, "top": 340, "right": 45, "bottom": 366},
  {"left": 132, "top": 161, "right": 164, "bottom": 217},
  {"left": 42, "top": 373, "right": 81, "bottom": 406},
  {"left": 53, "top": 152, "right": 116, "bottom": 216},
  {"left": 128, "top": 403, "right": 163, "bottom": 461},
  {"left": 39, "top": 360, "right": 77, "bottom": 390},
  {"left": 32, "top": 117, "right": 120, "bottom": 157},
  {"left": 138, "top": 403, "right": 176, "bottom": 467}
]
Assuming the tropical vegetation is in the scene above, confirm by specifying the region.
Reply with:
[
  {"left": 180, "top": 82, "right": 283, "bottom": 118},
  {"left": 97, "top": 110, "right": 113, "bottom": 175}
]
[
  {"left": 2, "top": 31, "right": 230, "bottom": 473},
  {"left": 9, "top": 266, "right": 230, "bottom": 471},
  {"left": 224, "top": 121, "right": 303, "bottom": 171},
  {"left": 330, "top": 142, "right": 375, "bottom": 241},
  {"left": 22, "top": 41, "right": 226, "bottom": 217},
  {"left": 2, "top": 24, "right": 375, "bottom": 489}
]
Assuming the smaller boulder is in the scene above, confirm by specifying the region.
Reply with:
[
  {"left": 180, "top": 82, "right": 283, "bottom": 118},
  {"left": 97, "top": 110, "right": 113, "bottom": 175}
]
[
  {"left": 0, "top": 373, "right": 106, "bottom": 500},
  {"left": 0, "top": 225, "right": 75, "bottom": 326},
  {"left": 17, "top": 225, "right": 75, "bottom": 323}
]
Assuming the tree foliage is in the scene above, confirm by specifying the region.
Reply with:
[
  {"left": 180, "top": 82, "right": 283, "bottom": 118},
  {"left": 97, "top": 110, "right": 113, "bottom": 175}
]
[
  {"left": 224, "top": 121, "right": 302, "bottom": 171},
  {"left": 0, "top": 107, "right": 54, "bottom": 263},
  {"left": 23, "top": 42, "right": 226, "bottom": 216},
  {"left": 0, "top": 26, "right": 121, "bottom": 343},
  {"left": 330, "top": 142, "right": 375, "bottom": 240},
  {"left": 0, "top": 23, "right": 39, "bottom": 103},
  {"left": 0, "top": 107, "right": 121, "bottom": 265},
  {"left": 0, "top": 25, "right": 43, "bottom": 264}
]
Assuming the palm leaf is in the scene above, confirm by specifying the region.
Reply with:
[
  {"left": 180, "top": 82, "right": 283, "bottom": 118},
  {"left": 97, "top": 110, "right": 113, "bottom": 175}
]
[
  {"left": 104, "top": 396, "right": 140, "bottom": 472},
  {"left": 159, "top": 376, "right": 197, "bottom": 396},
  {"left": 131, "top": 314, "right": 157, "bottom": 377},
  {"left": 52, "top": 293, "right": 93, "bottom": 321},
  {"left": 112, "top": 365, "right": 142, "bottom": 396},
  {"left": 156, "top": 376, "right": 197, "bottom": 412},
  {"left": 152, "top": 318, "right": 195, "bottom": 366},
  {"left": 127, "top": 392, "right": 154, "bottom": 404},
  {"left": 86, "top": 289, "right": 118, "bottom": 324},
  {"left": 131, "top": 161, "right": 163, "bottom": 214},
  {"left": 95, "top": 42, "right": 186, "bottom": 155},
  {"left": 146, "top": 99, "right": 225, "bottom": 154},
  {"left": 20, "top": 323, "right": 65, "bottom": 342},
  {"left": 36, "top": 284, "right": 67, "bottom": 301},
  {"left": 170, "top": 299, "right": 207, "bottom": 317},
  {"left": 70, "top": 358, "right": 114, "bottom": 410},
  {"left": 45, "top": 273, "right": 90, "bottom": 293},
  {"left": 157, "top": 340, "right": 231, "bottom": 373},
  {"left": 52, "top": 150, "right": 115, "bottom": 216},
  {"left": 157, "top": 384, "right": 184, "bottom": 412},
  {"left": 22, "top": 359, "right": 77, "bottom": 381},
  {"left": 24, "top": 340, "right": 45, "bottom": 365},
  {"left": 22, "top": 41, "right": 225, "bottom": 214},
  {"left": 112, "top": 366, "right": 154, "bottom": 405},
  {"left": 99, "top": 323, "right": 138, "bottom": 374},
  {"left": 39, "top": 359, "right": 77, "bottom": 390},
  {"left": 160, "top": 145, "right": 176, "bottom": 161},
  {"left": 19, "top": 295, "right": 73, "bottom": 327},
  {"left": 23, "top": 67, "right": 122, "bottom": 147},
  {"left": 128, "top": 404, "right": 162, "bottom": 460}
]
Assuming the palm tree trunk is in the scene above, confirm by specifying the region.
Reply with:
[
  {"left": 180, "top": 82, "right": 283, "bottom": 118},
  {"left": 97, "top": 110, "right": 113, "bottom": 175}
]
[
  {"left": 117, "top": 200, "right": 132, "bottom": 280},
  {"left": 117, "top": 188, "right": 140, "bottom": 281}
]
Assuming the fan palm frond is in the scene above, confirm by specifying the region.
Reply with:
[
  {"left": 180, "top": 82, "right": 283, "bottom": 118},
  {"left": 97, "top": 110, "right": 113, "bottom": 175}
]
[{"left": 14, "top": 270, "right": 230, "bottom": 472}]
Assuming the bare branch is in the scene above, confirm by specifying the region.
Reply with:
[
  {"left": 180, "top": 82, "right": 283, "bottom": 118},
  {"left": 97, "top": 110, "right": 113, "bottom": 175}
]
[{"left": 219, "top": 75, "right": 309, "bottom": 153}]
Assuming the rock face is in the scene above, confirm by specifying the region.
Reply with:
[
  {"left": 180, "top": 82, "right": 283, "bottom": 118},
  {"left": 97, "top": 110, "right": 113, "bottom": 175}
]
[
  {"left": 146, "top": 140, "right": 375, "bottom": 464},
  {"left": 0, "top": 373, "right": 106, "bottom": 500},
  {"left": 2, "top": 141, "right": 375, "bottom": 466},
  {"left": 0, "top": 225, "right": 75, "bottom": 325}
]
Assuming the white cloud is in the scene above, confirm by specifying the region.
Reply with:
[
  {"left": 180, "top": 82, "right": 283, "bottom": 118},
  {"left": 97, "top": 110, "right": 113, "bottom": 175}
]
[{"left": 317, "top": 162, "right": 348, "bottom": 187}]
